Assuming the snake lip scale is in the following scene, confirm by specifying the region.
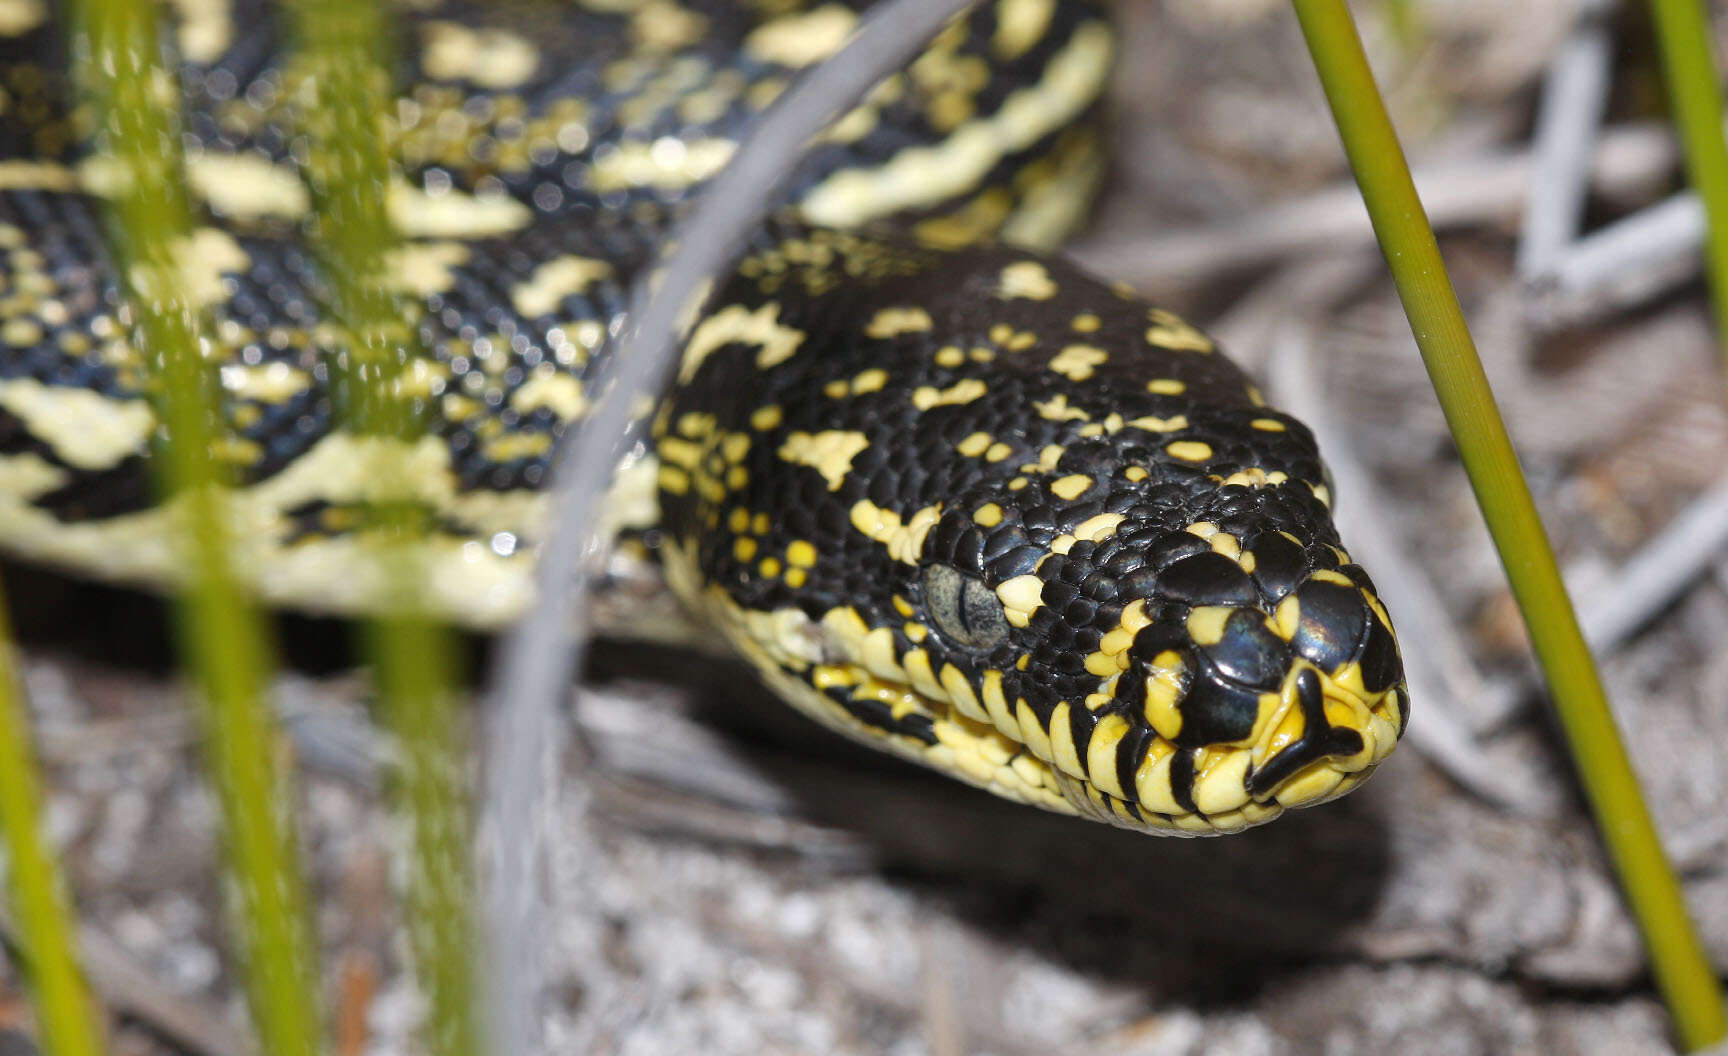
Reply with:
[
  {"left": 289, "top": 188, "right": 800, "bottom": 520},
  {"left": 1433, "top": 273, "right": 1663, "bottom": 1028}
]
[{"left": 0, "top": 0, "right": 1407, "bottom": 835}]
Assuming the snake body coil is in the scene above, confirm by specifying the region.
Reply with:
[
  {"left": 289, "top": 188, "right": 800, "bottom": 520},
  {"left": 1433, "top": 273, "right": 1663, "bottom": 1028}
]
[{"left": 0, "top": 0, "right": 1407, "bottom": 833}]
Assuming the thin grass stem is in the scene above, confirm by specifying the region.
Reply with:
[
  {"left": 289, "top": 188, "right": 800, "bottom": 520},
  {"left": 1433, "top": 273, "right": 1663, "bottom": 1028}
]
[
  {"left": 1288, "top": 1, "right": 1728, "bottom": 1049},
  {"left": 66, "top": 0, "right": 324, "bottom": 1050},
  {"left": 0, "top": 582, "right": 107, "bottom": 1055}
]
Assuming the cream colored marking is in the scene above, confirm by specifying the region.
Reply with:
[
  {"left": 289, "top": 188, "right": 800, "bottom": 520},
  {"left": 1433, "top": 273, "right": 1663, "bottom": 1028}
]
[
  {"left": 911, "top": 379, "right": 987, "bottom": 411},
  {"left": 1135, "top": 747, "right": 1181, "bottom": 815},
  {"left": 749, "top": 405, "right": 782, "bottom": 431},
  {"left": 0, "top": 0, "right": 45, "bottom": 35},
  {"left": 786, "top": 540, "right": 817, "bottom": 567},
  {"left": 680, "top": 301, "right": 804, "bottom": 383},
  {"left": 994, "top": 0, "right": 1055, "bottom": 58},
  {"left": 1016, "top": 698, "right": 1052, "bottom": 762},
  {"left": 1310, "top": 481, "right": 1333, "bottom": 508},
  {"left": 864, "top": 306, "right": 934, "bottom": 338},
  {"left": 996, "top": 574, "right": 1044, "bottom": 628},
  {"left": 1048, "top": 702, "right": 1083, "bottom": 778},
  {"left": 1050, "top": 474, "right": 1091, "bottom": 500},
  {"left": 1048, "top": 344, "right": 1107, "bottom": 382},
  {"left": 388, "top": 182, "right": 531, "bottom": 237},
  {"left": 129, "top": 229, "right": 247, "bottom": 310},
  {"left": 1251, "top": 417, "right": 1287, "bottom": 432},
  {"left": 185, "top": 153, "right": 309, "bottom": 220},
  {"left": 631, "top": 0, "right": 707, "bottom": 49},
  {"left": 590, "top": 137, "right": 736, "bottom": 193},
  {"left": 1166, "top": 440, "right": 1213, "bottom": 462},
  {"left": 973, "top": 502, "right": 1003, "bottom": 528},
  {"left": 510, "top": 373, "right": 587, "bottom": 420},
  {"left": 1143, "top": 649, "right": 1186, "bottom": 739},
  {"left": 778, "top": 430, "right": 870, "bottom": 491},
  {"left": 1072, "top": 512, "right": 1123, "bottom": 542},
  {"left": 512, "top": 255, "right": 613, "bottom": 318},
  {"left": 384, "top": 242, "right": 470, "bottom": 297},
  {"left": 940, "top": 664, "right": 988, "bottom": 724},
  {"left": 980, "top": 671, "right": 1019, "bottom": 740},
  {"left": 0, "top": 161, "right": 78, "bottom": 192},
  {"left": 848, "top": 500, "right": 942, "bottom": 564},
  {"left": 744, "top": 4, "right": 857, "bottom": 67},
  {"left": 997, "top": 261, "right": 1057, "bottom": 300},
  {"left": 1146, "top": 378, "right": 1186, "bottom": 396},
  {"left": 1032, "top": 394, "right": 1088, "bottom": 421},
  {"left": 1192, "top": 751, "right": 1251, "bottom": 815},
  {"left": 1219, "top": 468, "right": 1288, "bottom": 489},
  {"left": 1146, "top": 308, "right": 1213, "bottom": 352},
  {"left": 0, "top": 453, "right": 66, "bottom": 500},
  {"left": 799, "top": 21, "right": 1113, "bottom": 226},
  {"left": 422, "top": 22, "right": 540, "bottom": 88},
  {"left": 219, "top": 363, "right": 311, "bottom": 403},
  {"left": 985, "top": 442, "right": 1013, "bottom": 462},
  {"left": 163, "top": 0, "right": 230, "bottom": 61},
  {"left": 1071, "top": 312, "right": 1101, "bottom": 333},
  {"left": 954, "top": 432, "right": 990, "bottom": 458}
]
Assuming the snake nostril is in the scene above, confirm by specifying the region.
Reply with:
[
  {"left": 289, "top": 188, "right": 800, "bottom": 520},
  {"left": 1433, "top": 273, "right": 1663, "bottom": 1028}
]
[{"left": 1244, "top": 666, "right": 1366, "bottom": 798}]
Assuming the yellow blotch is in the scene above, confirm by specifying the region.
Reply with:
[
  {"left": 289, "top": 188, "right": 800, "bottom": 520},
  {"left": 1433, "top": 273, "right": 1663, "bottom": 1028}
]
[
  {"left": 219, "top": 363, "right": 311, "bottom": 404},
  {"left": 1145, "top": 308, "right": 1213, "bottom": 352},
  {"left": 1186, "top": 606, "right": 1234, "bottom": 647},
  {"left": 997, "top": 260, "right": 1057, "bottom": 300},
  {"left": 733, "top": 537, "right": 757, "bottom": 562},
  {"left": 1251, "top": 417, "right": 1287, "bottom": 432},
  {"left": 1072, "top": 512, "right": 1123, "bottom": 541},
  {"left": 508, "top": 372, "right": 586, "bottom": 421},
  {"left": 511, "top": 255, "right": 612, "bottom": 318},
  {"left": 422, "top": 21, "right": 540, "bottom": 88},
  {"left": 590, "top": 137, "right": 737, "bottom": 193},
  {"left": 681, "top": 301, "right": 804, "bottom": 382},
  {"left": 1143, "top": 650, "right": 1187, "bottom": 739},
  {"left": 1124, "top": 466, "right": 1149, "bottom": 482},
  {"left": 1048, "top": 702, "right": 1083, "bottom": 779},
  {"left": 1070, "top": 312, "right": 1101, "bottom": 333},
  {"left": 1146, "top": 378, "right": 1186, "bottom": 396},
  {"left": 1050, "top": 474, "right": 1092, "bottom": 500},
  {"left": 957, "top": 432, "right": 993, "bottom": 457},
  {"left": 848, "top": 500, "right": 943, "bottom": 564},
  {"left": 186, "top": 153, "right": 309, "bottom": 220},
  {"left": 973, "top": 502, "right": 1003, "bottom": 527},
  {"left": 1032, "top": 394, "right": 1089, "bottom": 421},
  {"left": 631, "top": 0, "right": 707, "bottom": 49},
  {"left": 1126, "top": 414, "right": 1188, "bottom": 434},
  {"left": 994, "top": 0, "right": 1056, "bottom": 59},
  {"left": 744, "top": 4, "right": 857, "bottom": 67},
  {"left": 997, "top": 574, "right": 1045, "bottom": 628},
  {"left": 482, "top": 431, "right": 552, "bottom": 462},
  {"left": 785, "top": 568, "right": 808, "bottom": 588},
  {"left": 911, "top": 378, "right": 988, "bottom": 410},
  {"left": 1166, "top": 440, "right": 1213, "bottom": 462},
  {"left": 1087, "top": 712, "right": 1130, "bottom": 799},
  {"left": 384, "top": 242, "right": 469, "bottom": 297},
  {"left": 1048, "top": 344, "right": 1108, "bottom": 382},
  {"left": 984, "top": 442, "right": 1013, "bottom": 462},
  {"left": 1017, "top": 698, "right": 1052, "bottom": 761},
  {"left": 865, "top": 306, "right": 935, "bottom": 338},
  {"left": 786, "top": 540, "right": 818, "bottom": 567},
  {"left": 934, "top": 345, "right": 966, "bottom": 369},
  {"left": 851, "top": 367, "right": 889, "bottom": 394},
  {"left": 0, "top": 0, "right": 47, "bottom": 35},
  {"left": 940, "top": 664, "right": 988, "bottom": 724},
  {"left": 778, "top": 430, "right": 870, "bottom": 491},
  {"left": 749, "top": 405, "right": 783, "bottom": 431}
]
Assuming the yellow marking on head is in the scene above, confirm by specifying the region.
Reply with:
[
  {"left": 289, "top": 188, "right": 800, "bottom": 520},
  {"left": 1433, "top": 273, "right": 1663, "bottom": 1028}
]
[
  {"left": 1144, "top": 650, "right": 1187, "bottom": 739},
  {"left": 509, "top": 372, "right": 587, "bottom": 420},
  {"left": 511, "top": 255, "right": 612, "bottom": 318},
  {"left": 422, "top": 21, "right": 540, "bottom": 87},
  {"left": 758, "top": 556, "right": 783, "bottom": 578},
  {"left": 732, "top": 537, "right": 757, "bottom": 562},
  {"left": 1193, "top": 751, "right": 1252, "bottom": 815},
  {"left": 1032, "top": 394, "right": 1089, "bottom": 421},
  {"left": 1247, "top": 386, "right": 1267, "bottom": 406},
  {"left": 980, "top": 671, "right": 1019, "bottom": 738},
  {"left": 1166, "top": 440, "right": 1213, "bottom": 462},
  {"left": 1186, "top": 606, "right": 1234, "bottom": 647},
  {"left": 745, "top": 4, "right": 857, "bottom": 67},
  {"left": 1146, "top": 308, "right": 1213, "bottom": 352},
  {"left": 380, "top": 242, "right": 469, "bottom": 297},
  {"left": 1050, "top": 474, "right": 1092, "bottom": 500},
  {"left": 864, "top": 306, "right": 935, "bottom": 338},
  {"left": 934, "top": 345, "right": 966, "bottom": 368},
  {"left": 387, "top": 182, "right": 531, "bottom": 237},
  {"left": 1124, "top": 466, "right": 1149, "bottom": 482},
  {"left": 892, "top": 594, "right": 915, "bottom": 618},
  {"left": 785, "top": 540, "right": 818, "bottom": 568},
  {"left": 1047, "top": 702, "right": 1084, "bottom": 778},
  {"left": 0, "top": 0, "right": 47, "bottom": 36},
  {"left": 1086, "top": 712, "right": 1130, "bottom": 799},
  {"left": 849, "top": 500, "right": 943, "bottom": 564},
  {"left": 851, "top": 368, "right": 889, "bottom": 394},
  {"left": 904, "top": 621, "right": 927, "bottom": 643},
  {"left": 997, "top": 574, "right": 1044, "bottom": 628},
  {"left": 911, "top": 378, "right": 988, "bottom": 410},
  {"left": 481, "top": 431, "right": 552, "bottom": 462},
  {"left": 1310, "top": 481, "right": 1333, "bottom": 508},
  {"left": 1219, "top": 468, "right": 1289, "bottom": 489},
  {"left": 1251, "top": 417, "right": 1287, "bottom": 432},
  {"left": 590, "top": 137, "right": 738, "bottom": 193},
  {"left": 777, "top": 430, "right": 869, "bottom": 491},
  {"left": 989, "top": 323, "right": 1038, "bottom": 351},
  {"left": 984, "top": 442, "right": 1013, "bottom": 462},
  {"left": 939, "top": 664, "right": 988, "bottom": 723},
  {"left": 630, "top": 0, "right": 707, "bottom": 49},
  {"left": 0, "top": 380, "right": 152, "bottom": 471},
  {"left": 680, "top": 301, "right": 805, "bottom": 382},
  {"left": 997, "top": 260, "right": 1057, "bottom": 300},
  {"left": 749, "top": 405, "right": 783, "bottom": 431},
  {"left": 993, "top": 0, "right": 1056, "bottom": 57},
  {"left": 1146, "top": 378, "right": 1187, "bottom": 396},
  {"left": 1125, "top": 414, "right": 1187, "bottom": 433},
  {"left": 1048, "top": 344, "right": 1108, "bottom": 382},
  {"left": 751, "top": 512, "right": 771, "bottom": 535},
  {"left": 785, "top": 568, "right": 808, "bottom": 588},
  {"left": 1008, "top": 477, "right": 1029, "bottom": 490},
  {"left": 219, "top": 363, "right": 313, "bottom": 404},
  {"left": 957, "top": 432, "right": 993, "bottom": 458},
  {"left": 1070, "top": 313, "right": 1101, "bottom": 333}
]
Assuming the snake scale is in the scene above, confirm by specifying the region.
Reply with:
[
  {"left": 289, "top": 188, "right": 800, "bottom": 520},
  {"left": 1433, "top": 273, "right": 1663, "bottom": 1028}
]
[{"left": 0, "top": 0, "right": 1407, "bottom": 834}]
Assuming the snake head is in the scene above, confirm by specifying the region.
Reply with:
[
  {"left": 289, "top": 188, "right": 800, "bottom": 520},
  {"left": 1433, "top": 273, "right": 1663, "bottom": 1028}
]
[{"left": 660, "top": 236, "right": 1406, "bottom": 835}]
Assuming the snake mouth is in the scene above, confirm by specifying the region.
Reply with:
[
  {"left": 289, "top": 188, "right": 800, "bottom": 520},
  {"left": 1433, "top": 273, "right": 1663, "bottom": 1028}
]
[{"left": 1241, "top": 661, "right": 1404, "bottom": 810}]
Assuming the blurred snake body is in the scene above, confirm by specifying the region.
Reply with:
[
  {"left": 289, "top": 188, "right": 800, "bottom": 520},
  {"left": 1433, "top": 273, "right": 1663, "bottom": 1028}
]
[{"left": 0, "top": 0, "right": 1407, "bottom": 833}]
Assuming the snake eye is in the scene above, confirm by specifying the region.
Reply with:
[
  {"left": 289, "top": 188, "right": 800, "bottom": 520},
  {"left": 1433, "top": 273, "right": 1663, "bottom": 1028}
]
[{"left": 923, "top": 563, "right": 1009, "bottom": 651}]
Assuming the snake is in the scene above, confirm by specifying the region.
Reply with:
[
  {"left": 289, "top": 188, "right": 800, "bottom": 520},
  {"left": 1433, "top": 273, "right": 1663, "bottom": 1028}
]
[{"left": 0, "top": 0, "right": 1407, "bottom": 835}]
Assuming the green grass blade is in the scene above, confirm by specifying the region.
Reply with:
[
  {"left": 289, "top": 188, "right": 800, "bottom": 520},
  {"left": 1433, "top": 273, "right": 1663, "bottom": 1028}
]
[
  {"left": 1645, "top": 0, "right": 1728, "bottom": 362},
  {"left": 66, "top": 0, "right": 325, "bottom": 1051},
  {"left": 1288, "top": 1, "right": 1728, "bottom": 1050},
  {"left": 0, "top": 581, "right": 107, "bottom": 1055},
  {"left": 286, "top": 0, "right": 480, "bottom": 1050}
]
